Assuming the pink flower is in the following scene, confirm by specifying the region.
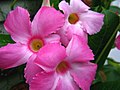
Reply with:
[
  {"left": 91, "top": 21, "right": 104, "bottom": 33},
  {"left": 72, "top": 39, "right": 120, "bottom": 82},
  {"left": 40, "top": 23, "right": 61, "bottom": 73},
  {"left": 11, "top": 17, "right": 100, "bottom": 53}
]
[
  {"left": 58, "top": 0, "right": 104, "bottom": 46},
  {"left": 25, "top": 35, "right": 97, "bottom": 90},
  {"left": 0, "top": 6, "right": 64, "bottom": 69},
  {"left": 115, "top": 34, "right": 120, "bottom": 50}
]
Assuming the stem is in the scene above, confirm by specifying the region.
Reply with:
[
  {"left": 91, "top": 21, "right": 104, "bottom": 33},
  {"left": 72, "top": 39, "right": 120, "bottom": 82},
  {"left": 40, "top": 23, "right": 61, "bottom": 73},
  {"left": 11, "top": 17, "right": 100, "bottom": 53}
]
[
  {"left": 95, "top": 23, "right": 120, "bottom": 64},
  {"left": 10, "top": 0, "right": 18, "bottom": 10}
]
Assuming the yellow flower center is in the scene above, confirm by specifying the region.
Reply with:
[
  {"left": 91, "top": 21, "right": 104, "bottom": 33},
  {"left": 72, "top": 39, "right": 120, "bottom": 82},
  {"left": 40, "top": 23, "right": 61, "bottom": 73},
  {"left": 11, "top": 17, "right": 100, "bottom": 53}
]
[
  {"left": 56, "top": 61, "right": 69, "bottom": 74},
  {"left": 30, "top": 39, "right": 43, "bottom": 52},
  {"left": 68, "top": 13, "right": 79, "bottom": 24}
]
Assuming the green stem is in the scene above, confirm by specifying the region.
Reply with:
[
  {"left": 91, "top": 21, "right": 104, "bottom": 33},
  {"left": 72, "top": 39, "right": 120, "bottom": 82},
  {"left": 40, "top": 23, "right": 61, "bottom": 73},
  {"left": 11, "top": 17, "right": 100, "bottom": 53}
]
[
  {"left": 10, "top": 0, "right": 18, "bottom": 10},
  {"left": 95, "top": 23, "right": 120, "bottom": 64}
]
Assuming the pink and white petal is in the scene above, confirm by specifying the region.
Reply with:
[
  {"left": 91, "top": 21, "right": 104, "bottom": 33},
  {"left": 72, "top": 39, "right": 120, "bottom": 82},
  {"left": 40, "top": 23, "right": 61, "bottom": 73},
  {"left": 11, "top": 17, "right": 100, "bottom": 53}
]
[
  {"left": 59, "top": 1, "right": 72, "bottom": 16},
  {"left": 31, "top": 6, "right": 64, "bottom": 37},
  {"left": 66, "top": 24, "right": 87, "bottom": 41},
  {"left": 24, "top": 54, "right": 42, "bottom": 84},
  {"left": 70, "top": 0, "right": 90, "bottom": 12},
  {"left": 30, "top": 71, "right": 59, "bottom": 90},
  {"left": 70, "top": 62, "right": 97, "bottom": 90},
  {"left": 56, "top": 72, "right": 79, "bottom": 90},
  {"left": 34, "top": 43, "right": 66, "bottom": 72},
  {"left": 0, "top": 43, "right": 32, "bottom": 69},
  {"left": 4, "top": 6, "right": 31, "bottom": 44},
  {"left": 57, "top": 31, "right": 69, "bottom": 46},
  {"left": 66, "top": 35, "right": 94, "bottom": 62},
  {"left": 43, "top": 34, "right": 60, "bottom": 44},
  {"left": 57, "top": 27, "right": 70, "bottom": 47},
  {"left": 115, "top": 34, "right": 120, "bottom": 50},
  {"left": 80, "top": 10, "right": 104, "bottom": 35}
]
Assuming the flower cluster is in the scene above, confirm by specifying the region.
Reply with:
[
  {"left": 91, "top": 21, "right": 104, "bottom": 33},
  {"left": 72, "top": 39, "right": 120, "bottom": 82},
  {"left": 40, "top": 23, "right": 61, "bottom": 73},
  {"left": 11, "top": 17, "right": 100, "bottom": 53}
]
[{"left": 0, "top": 0, "right": 104, "bottom": 90}]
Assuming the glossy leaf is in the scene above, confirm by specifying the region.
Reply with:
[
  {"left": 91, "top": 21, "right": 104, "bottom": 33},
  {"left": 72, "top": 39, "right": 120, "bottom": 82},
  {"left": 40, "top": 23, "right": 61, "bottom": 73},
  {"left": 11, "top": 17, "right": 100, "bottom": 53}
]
[
  {"left": 110, "top": 6, "right": 120, "bottom": 15},
  {"left": 107, "top": 58, "right": 120, "bottom": 72},
  {"left": 0, "top": 34, "right": 15, "bottom": 47},
  {"left": 92, "top": 64, "right": 120, "bottom": 89},
  {"left": 91, "top": 80, "right": 120, "bottom": 90}
]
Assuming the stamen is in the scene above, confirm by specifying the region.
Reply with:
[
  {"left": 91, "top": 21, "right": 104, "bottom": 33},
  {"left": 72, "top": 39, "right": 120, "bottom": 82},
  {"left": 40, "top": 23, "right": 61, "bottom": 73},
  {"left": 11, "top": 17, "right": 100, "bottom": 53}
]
[
  {"left": 56, "top": 61, "right": 70, "bottom": 74},
  {"left": 68, "top": 13, "right": 79, "bottom": 24},
  {"left": 30, "top": 39, "right": 43, "bottom": 52}
]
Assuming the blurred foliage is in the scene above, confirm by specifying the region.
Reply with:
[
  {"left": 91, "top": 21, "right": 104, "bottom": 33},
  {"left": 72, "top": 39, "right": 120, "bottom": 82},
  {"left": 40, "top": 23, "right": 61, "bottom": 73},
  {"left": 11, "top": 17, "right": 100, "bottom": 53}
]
[
  {"left": 91, "top": 58, "right": 120, "bottom": 90},
  {"left": 0, "top": 64, "right": 26, "bottom": 90},
  {"left": 0, "top": 34, "right": 15, "bottom": 47},
  {"left": 0, "top": 0, "right": 43, "bottom": 90}
]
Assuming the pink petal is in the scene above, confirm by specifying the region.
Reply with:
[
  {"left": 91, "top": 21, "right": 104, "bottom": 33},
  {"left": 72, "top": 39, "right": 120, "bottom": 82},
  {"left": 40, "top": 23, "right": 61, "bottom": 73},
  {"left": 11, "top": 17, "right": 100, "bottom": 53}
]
[
  {"left": 31, "top": 6, "right": 64, "bottom": 37},
  {"left": 0, "top": 43, "right": 32, "bottom": 69},
  {"left": 24, "top": 54, "right": 42, "bottom": 84},
  {"left": 115, "top": 34, "right": 120, "bottom": 50},
  {"left": 30, "top": 71, "right": 58, "bottom": 90},
  {"left": 70, "top": 62, "right": 97, "bottom": 90},
  {"left": 4, "top": 6, "right": 31, "bottom": 44},
  {"left": 66, "top": 24, "right": 87, "bottom": 41},
  {"left": 66, "top": 35, "right": 94, "bottom": 62},
  {"left": 70, "top": 0, "right": 90, "bottom": 12},
  {"left": 56, "top": 72, "right": 79, "bottom": 90},
  {"left": 43, "top": 34, "right": 60, "bottom": 44},
  {"left": 80, "top": 10, "right": 104, "bottom": 35},
  {"left": 57, "top": 27, "right": 70, "bottom": 46},
  {"left": 59, "top": 1, "right": 71, "bottom": 16},
  {"left": 34, "top": 43, "right": 66, "bottom": 72}
]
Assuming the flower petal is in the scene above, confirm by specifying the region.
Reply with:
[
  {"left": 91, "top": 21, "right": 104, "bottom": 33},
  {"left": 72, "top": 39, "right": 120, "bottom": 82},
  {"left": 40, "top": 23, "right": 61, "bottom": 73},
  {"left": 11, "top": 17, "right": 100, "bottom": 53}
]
[
  {"left": 57, "top": 27, "right": 70, "bottom": 46},
  {"left": 31, "top": 6, "right": 64, "bottom": 37},
  {"left": 43, "top": 34, "right": 60, "bottom": 44},
  {"left": 66, "top": 24, "right": 87, "bottom": 41},
  {"left": 115, "top": 34, "right": 120, "bottom": 50},
  {"left": 30, "top": 71, "right": 58, "bottom": 90},
  {"left": 70, "top": 62, "right": 97, "bottom": 90},
  {"left": 34, "top": 43, "right": 66, "bottom": 72},
  {"left": 4, "top": 6, "right": 31, "bottom": 44},
  {"left": 24, "top": 54, "right": 42, "bottom": 84},
  {"left": 0, "top": 43, "right": 32, "bottom": 69},
  {"left": 80, "top": 10, "right": 104, "bottom": 35},
  {"left": 59, "top": 1, "right": 71, "bottom": 16},
  {"left": 66, "top": 35, "right": 94, "bottom": 62},
  {"left": 70, "top": 0, "right": 90, "bottom": 12},
  {"left": 56, "top": 72, "right": 79, "bottom": 90}
]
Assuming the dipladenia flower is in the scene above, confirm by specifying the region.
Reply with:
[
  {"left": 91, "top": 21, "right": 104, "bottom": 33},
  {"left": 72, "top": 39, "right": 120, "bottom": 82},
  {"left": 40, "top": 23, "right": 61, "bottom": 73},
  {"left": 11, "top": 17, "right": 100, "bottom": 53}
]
[
  {"left": 115, "top": 34, "right": 120, "bottom": 50},
  {"left": 58, "top": 0, "right": 104, "bottom": 46},
  {"left": 0, "top": 6, "right": 64, "bottom": 69},
  {"left": 25, "top": 35, "right": 97, "bottom": 90}
]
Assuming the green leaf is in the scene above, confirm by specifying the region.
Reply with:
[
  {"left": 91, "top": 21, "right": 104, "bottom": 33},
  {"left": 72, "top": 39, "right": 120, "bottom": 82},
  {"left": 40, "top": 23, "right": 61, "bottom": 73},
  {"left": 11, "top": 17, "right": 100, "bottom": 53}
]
[
  {"left": 0, "top": 34, "right": 15, "bottom": 47},
  {"left": 50, "top": 0, "right": 60, "bottom": 9},
  {"left": 91, "top": 80, "right": 120, "bottom": 90},
  {"left": 93, "top": 65, "right": 120, "bottom": 87},
  {"left": 107, "top": 58, "right": 120, "bottom": 72},
  {"left": 13, "top": 0, "right": 42, "bottom": 20},
  {"left": 88, "top": 10, "right": 120, "bottom": 70},
  {"left": 92, "top": 0, "right": 114, "bottom": 9},
  {"left": 110, "top": 6, "right": 120, "bottom": 15}
]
